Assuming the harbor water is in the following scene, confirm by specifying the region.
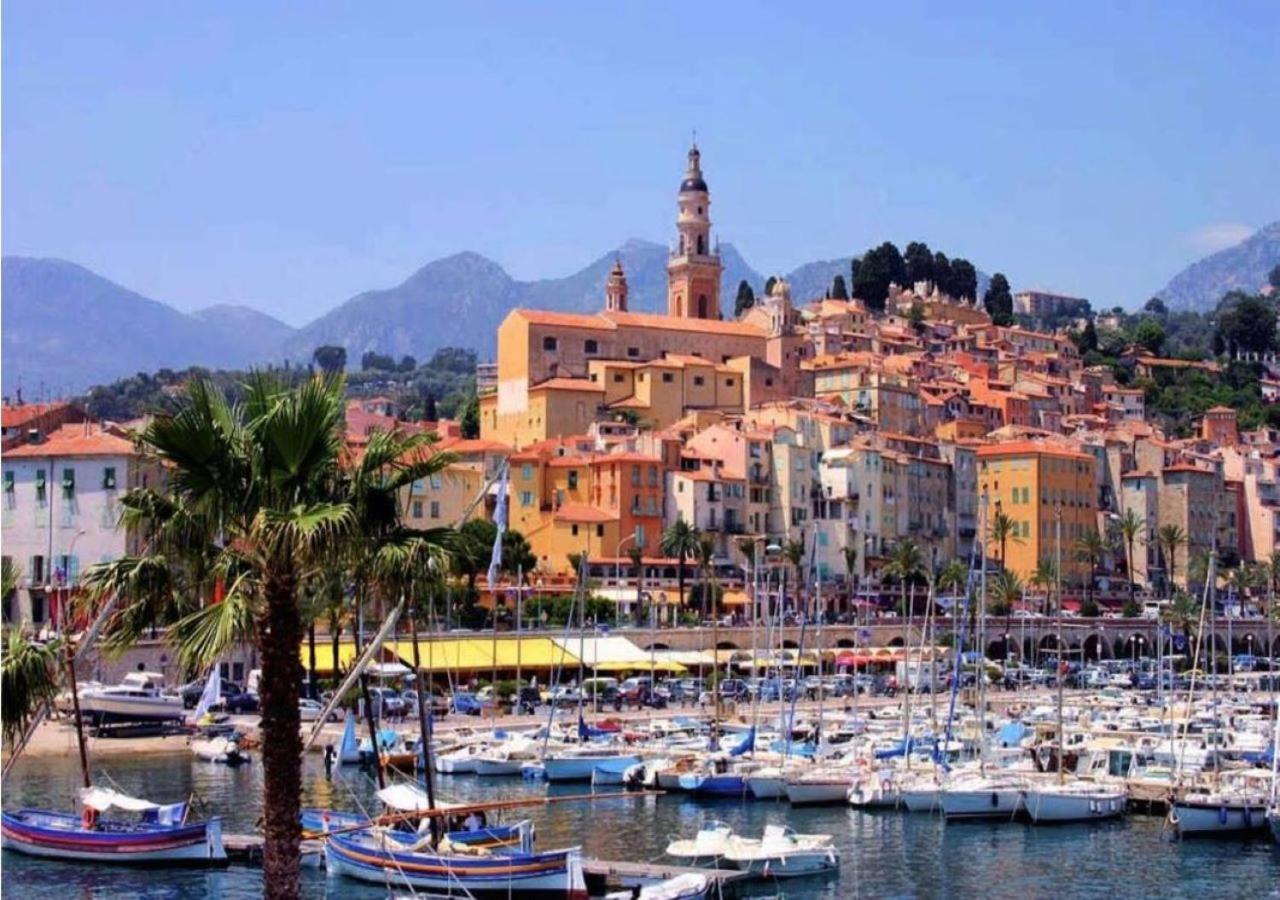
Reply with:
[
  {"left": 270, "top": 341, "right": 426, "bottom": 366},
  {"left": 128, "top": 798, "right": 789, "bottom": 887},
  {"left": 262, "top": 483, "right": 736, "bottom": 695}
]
[{"left": 2, "top": 751, "right": 1277, "bottom": 899}]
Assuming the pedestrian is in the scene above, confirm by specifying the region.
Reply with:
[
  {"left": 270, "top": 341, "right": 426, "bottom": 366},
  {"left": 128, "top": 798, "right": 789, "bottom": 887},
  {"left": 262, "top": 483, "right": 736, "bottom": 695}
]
[{"left": 324, "top": 744, "right": 336, "bottom": 779}]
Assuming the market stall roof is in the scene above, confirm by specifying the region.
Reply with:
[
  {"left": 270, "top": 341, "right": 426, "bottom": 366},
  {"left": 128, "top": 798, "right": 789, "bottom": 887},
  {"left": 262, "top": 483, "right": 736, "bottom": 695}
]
[
  {"left": 649, "top": 649, "right": 715, "bottom": 667},
  {"left": 386, "top": 637, "right": 585, "bottom": 672},
  {"left": 490, "top": 637, "right": 576, "bottom": 669},
  {"left": 551, "top": 635, "right": 650, "bottom": 667},
  {"left": 591, "top": 659, "right": 688, "bottom": 673}
]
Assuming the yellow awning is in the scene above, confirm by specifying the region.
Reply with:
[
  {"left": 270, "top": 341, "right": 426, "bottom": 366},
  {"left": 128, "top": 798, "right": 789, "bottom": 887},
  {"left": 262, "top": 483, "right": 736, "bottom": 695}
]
[
  {"left": 592, "top": 660, "right": 688, "bottom": 673},
  {"left": 300, "top": 640, "right": 362, "bottom": 675},
  {"left": 387, "top": 637, "right": 583, "bottom": 672},
  {"left": 720, "top": 590, "right": 750, "bottom": 607},
  {"left": 490, "top": 637, "right": 578, "bottom": 669}
]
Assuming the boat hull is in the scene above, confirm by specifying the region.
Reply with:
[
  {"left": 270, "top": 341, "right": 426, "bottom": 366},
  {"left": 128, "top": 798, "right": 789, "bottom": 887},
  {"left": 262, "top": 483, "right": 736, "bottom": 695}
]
[
  {"left": 78, "top": 697, "right": 184, "bottom": 725},
  {"left": 324, "top": 833, "right": 586, "bottom": 897},
  {"left": 676, "top": 773, "right": 747, "bottom": 796},
  {"left": 900, "top": 788, "right": 941, "bottom": 813},
  {"left": 940, "top": 787, "right": 1023, "bottom": 820},
  {"left": 1172, "top": 801, "right": 1269, "bottom": 836},
  {"left": 730, "top": 849, "right": 839, "bottom": 878},
  {"left": 746, "top": 773, "right": 785, "bottom": 800},
  {"left": 1, "top": 811, "right": 226, "bottom": 866},
  {"left": 544, "top": 755, "right": 639, "bottom": 783},
  {"left": 475, "top": 758, "right": 526, "bottom": 777},
  {"left": 1023, "top": 788, "right": 1126, "bottom": 823},
  {"left": 784, "top": 779, "right": 851, "bottom": 806}
]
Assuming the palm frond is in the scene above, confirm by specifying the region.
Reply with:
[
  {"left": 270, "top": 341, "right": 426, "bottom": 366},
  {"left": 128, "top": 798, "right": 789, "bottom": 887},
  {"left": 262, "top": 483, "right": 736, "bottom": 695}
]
[
  {"left": 2, "top": 631, "right": 62, "bottom": 746},
  {"left": 169, "top": 573, "right": 259, "bottom": 672}
]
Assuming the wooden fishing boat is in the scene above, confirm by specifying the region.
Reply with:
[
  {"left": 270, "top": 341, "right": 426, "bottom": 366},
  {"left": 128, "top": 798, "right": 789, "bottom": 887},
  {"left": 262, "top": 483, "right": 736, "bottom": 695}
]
[
  {"left": 1, "top": 788, "right": 226, "bottom": 866},
  {"left": 323, "top": 829, "right": 586, "bottom": 898}
]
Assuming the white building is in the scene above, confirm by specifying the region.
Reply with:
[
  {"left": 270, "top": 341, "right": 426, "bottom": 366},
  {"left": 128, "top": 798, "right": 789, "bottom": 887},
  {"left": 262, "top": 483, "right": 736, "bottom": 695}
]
[{"left": 2, "top": 423, "right": 159, "bottom": 627}]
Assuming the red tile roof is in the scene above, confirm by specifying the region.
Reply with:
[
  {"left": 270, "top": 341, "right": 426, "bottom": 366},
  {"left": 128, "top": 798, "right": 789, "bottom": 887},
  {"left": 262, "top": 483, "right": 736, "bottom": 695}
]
[
  {"left": 976, "top": 440, "right": 1092, "bottom": 461},
  {"left": 552, "top": 503, "right": 618, "bottom": 524},
  {"left": 1, "top": 402, "right": 74, "bottom": 429},
  {"left": 5, "top": 423, "right": 136, "bottom": 458}
]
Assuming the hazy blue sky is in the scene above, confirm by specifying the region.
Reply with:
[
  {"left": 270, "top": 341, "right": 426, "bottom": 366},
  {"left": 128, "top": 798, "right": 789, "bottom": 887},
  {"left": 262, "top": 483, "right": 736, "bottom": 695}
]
[{"left": 4, "top": 1, "right": 1277, "bottom": 325}]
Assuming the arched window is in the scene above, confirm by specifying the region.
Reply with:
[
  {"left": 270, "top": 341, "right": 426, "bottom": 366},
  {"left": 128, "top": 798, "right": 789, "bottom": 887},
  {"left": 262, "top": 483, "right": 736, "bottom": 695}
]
[
  {"left": 698, "top": 295, "right": 708, "bottom": 318},
  {"left": 696, "top": 235, "right": 706, "bottom": 255}
]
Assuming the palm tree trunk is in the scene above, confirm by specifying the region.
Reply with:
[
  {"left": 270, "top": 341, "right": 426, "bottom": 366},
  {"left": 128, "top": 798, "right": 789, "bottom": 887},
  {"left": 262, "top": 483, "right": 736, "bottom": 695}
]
[
  {"left": 258, "top": 567, "right": 304, "bottom": 900},
  {"left": 1126, "top": 536, "right": 1136, "bottom": 608},
  {"left": 330, "top": 616, "right": 341, "bottom": 682},
  {"left": 307, "top": 622, "right": 317, "bottom": 700},
  {"left": 677, "top": 556, "right": 686, "bottom": 623}
]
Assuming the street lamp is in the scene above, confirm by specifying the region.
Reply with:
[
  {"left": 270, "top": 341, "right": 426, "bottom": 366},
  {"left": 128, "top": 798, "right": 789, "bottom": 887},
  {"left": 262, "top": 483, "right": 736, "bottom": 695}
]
[
  {"left": 58, "top": 528, "right": 87, "bottom": 636},
  {"left": 615, "top": 531, "right": 639, "bottom": 628}
]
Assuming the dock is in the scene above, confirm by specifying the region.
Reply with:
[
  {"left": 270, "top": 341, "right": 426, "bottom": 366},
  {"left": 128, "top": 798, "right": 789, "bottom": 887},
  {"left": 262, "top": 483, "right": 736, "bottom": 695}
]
[{"left": 224, "top": 833, "right": 325, "bottom": 865}]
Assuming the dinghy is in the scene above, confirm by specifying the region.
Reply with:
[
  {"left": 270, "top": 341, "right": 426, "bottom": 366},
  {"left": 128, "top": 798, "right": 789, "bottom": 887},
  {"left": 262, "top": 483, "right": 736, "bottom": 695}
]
[{"left": 722, "top": 824, "right": 838, "bottom": 878}]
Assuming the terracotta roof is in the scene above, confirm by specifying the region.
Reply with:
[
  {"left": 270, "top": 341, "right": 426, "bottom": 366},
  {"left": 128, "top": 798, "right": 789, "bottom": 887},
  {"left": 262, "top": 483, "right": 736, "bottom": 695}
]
[
  {"left": 1162, "top": 463, "right": 1213, "bottom": 474},
  {"left": 530, "top": 378, "right": 605, "bottom": 392},
  {"left": 2, "top": 402, "right": 74, "bottom": 429},
  {"left": 514, "top": 309, "right": 615, "bottom": 330},
  {"left": 976, "top": 440, "right": 1092, "bottom": 461},
  {"left": 437, "top": 438, "right": 512, "bottom": 454},
  {"left": 5, "top": 423, "right": 136, "bottom": 458},
  {"left": 602, "top": 310, "right": 766, "bottom": 337},
  {"left": 552, "top": 503, "right": 618, "bottom": 524}
]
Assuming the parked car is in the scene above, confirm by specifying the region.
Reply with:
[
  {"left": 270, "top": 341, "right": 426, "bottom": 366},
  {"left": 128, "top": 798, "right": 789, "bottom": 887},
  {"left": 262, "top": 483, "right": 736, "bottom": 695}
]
[
  {"left": 368, "top": 686, "right": 406, "bottom": 718},
  {"left": 223, "top": 690, "right": 260, "bottom": 714},
  {"left": 298, "top": 698, "right": 341, "bottom": 722},
  {"left": 717, "top": 678, "right": 748, "bottom": 700},
  {"left": 180, "top": 679, "right": 244, "bottom": 709},
  {"left": 451, "top": 692, "right": 492, "bottom": 716}
]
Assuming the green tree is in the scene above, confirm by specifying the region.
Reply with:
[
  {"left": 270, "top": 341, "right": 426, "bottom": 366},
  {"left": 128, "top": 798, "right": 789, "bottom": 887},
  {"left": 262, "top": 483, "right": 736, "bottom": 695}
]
[
  {"left": 1, "top": 630, "right": 63, "bottom": 747},
  {"left": 783, "top": 539, "right": 806, "bottom": 613},
  {"left": 1133, "top": 318, "right": 1167, "bottom": 355},
  {"left": 1030, "top": 557, "right": 1059, "bottom": 616},
  {"left": 987, "top": 510, "right": 1023, "bottom": 572},
  {"left": 830, "top": 274, "right": 849, "bottom": 300},
  {"left": 81, "top": 375, "right": 454, "bottom": 899},
  {"left": 1073, "top": 528, "right": 1110, "bottom": 614},
  {"left": 988, "top": 569, "right": 1024, "bottom": 621},
  {"left": 852, "top": 242, "right": 906, "bottom": 312},
  {"left": 734, "top": 280, "right": 756, "bottom": 316},
  {"left": 626, "top": 544, "right": 645, "bottom": 622},
  {"left": 1270, "top": 264, "right": 1280, "bottom": 291},
  {"left": 1156, "top": 523, "right": 1188, "bottom": 596},
  {"left": 312, "top": 345, "right": 347, "bottom": 374},
  {"left": 1076, "top": 319, "right": 1099, "bottom": 353},
  {"left": 360, "top": 350, "right": 397, "bottom": 372},
  {"left": 908, "top": 302, "right": 926, "bottom": 334},
  {"left": 459, "top": 392, "right": 480, "bottom": 439},
  {"left": 1144, "top": 296, "right": 1168, "bottom": 317},
  {"left": 936, "top": 559, "right": 969, "bottom": 596},
  {"left": 983, "top": 273, "right": 1014, "bottom": 326},
  {"left": 763, "top": 275, "right": 778, "bottom": 297},
  {"left": 1214, "top": 292, "right": 1277, "bottom": 356},
  {"left": 950, "top": 258, "right": 978, "bottom": 302},
  {"left": 660, "top": 518, "right": 701, "bottom": 615},
  {"left": 1115, "top": 509, "right": 1146, "bottom": 607},
  {"left": 884, "top": 539, "right": 925, "bottom": 616},
  {"left": 932, "top": 251, "right": 954, "bottom": 296},
  {"left": 903, "top": 241, "right": 934, "bottom": 287}
]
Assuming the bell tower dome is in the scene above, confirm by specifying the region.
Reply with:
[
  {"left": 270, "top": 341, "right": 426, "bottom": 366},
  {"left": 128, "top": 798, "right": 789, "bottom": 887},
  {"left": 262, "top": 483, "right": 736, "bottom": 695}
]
[
  {"left": 604, "top": 257, "right": 628, "bottom": 313},
  {"left": 666, "top": 143, "right": 723, "bottom": 319}
]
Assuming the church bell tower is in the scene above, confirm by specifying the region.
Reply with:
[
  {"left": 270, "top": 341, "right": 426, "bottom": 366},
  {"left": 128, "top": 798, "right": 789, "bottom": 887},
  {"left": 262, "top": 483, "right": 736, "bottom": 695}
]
[{"left": 666, "top": 144, "right": 723, "bottom": 319}]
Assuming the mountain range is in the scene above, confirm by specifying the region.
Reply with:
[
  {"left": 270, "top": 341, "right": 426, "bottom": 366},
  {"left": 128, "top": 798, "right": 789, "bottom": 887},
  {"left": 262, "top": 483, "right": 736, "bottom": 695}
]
[
  {"left": 4, "top": 222, "right": 1275, "bottom": 397},
  {"left": 1157, "top": 221, "right": 1280, "bottom": 311}
]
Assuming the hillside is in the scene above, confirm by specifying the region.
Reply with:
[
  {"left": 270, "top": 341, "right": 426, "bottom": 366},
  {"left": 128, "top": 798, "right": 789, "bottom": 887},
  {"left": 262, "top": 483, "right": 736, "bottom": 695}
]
[{"left": 1157, "top": 221, "right": 1280, "bottom": 311}]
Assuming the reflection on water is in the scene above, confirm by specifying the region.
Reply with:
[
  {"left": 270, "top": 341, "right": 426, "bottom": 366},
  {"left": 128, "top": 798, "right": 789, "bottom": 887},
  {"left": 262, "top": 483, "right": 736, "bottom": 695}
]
[{"left": 3, "top": 751, "right": 1278, "bottom": 899}]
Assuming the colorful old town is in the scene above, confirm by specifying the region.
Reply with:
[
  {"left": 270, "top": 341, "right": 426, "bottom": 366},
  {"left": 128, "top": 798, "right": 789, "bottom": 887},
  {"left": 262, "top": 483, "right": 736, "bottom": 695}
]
[{"left": 2, "top": 5, "right": 1278, "bottom": 899}]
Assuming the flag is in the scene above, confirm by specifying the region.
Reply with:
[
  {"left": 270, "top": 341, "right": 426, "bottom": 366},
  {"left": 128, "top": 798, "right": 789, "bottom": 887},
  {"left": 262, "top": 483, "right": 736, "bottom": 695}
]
[{"left": 487, "top": 463, "right": 509, "bottom": 587}]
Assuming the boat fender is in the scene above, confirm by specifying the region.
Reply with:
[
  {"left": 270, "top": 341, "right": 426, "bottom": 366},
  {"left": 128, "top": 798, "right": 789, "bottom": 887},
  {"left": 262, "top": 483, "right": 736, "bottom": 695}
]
[
  {"left": 81, "top": 807, "right": 98, "bottom": 830},
  {"left": 1167, "top": 809, "right": 1179, "bottom": 828},
  {"left": 1218, "top": 806, "right": 1229, "bottom": 825},
  {"left": 990, "top": 792, "right": 999, "bottom": 808}
]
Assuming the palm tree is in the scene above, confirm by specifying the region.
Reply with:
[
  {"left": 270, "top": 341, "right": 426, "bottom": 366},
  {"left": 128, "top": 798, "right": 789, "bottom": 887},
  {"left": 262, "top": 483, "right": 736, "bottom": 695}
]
[
  {"left": 695, "top": 533, "right": 723, "bottom": 742},
  {"left": 988, "top": 569, "right": 1025, "bottom": 656},
  {"left": 80, "top": 375, "right": 455, "bottom": 900},
  {"left": 1, "top": 629, "right": 63, "bottom": 748},
  {"left": 988, "top": 510, "right": 1020, "bottom": 573},
  {"left": 936, "top": 559, "right": 968, "bottom": 596},
  {"left": 626, "top": 544, "right": 645, "bottom": 624},
  {"left": 660, "top": 518, "right": 700, "bottom": 618},
  {"left": 1030, "top": 557, "right": 1058, "bottom": 616},
  {"left": 695, "top": 533, "right": 718, "bottom": 623},
  {"left": 1116, "top": 509, "right": 1146, "bottom": 609},
  {"left": 781, "top": 538, "right": 806, "bottom": 616},
  {"left": 1, "top": 557, "right": 19, "bottom": 621},
  {"left": 1073, "top": 528, "right": 1109, "bottom": 616},
  {"left": 884, "top": 539, "right": 925, "bottom": 616},
  {"left": 1156, "top": 524, "right": 1188, "bottom": 597},
  {"left": 1160, "top": 590, "right": 1200, "bottom": 656}
]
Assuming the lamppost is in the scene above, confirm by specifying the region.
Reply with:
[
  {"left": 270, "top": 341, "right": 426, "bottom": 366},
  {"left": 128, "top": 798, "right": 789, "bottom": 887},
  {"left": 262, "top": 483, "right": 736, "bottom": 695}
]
[
  {"left": 57, "top": 528, "right": 87, "bottom": 636},
  {"left": 615, "top": 531, "right": 638, "bottom": 628}
]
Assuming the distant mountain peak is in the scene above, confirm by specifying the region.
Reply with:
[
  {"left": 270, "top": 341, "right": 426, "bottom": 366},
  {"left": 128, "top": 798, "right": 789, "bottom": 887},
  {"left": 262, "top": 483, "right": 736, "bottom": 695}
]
[{"left": 1158, "top": 221, "right": 1280, "bottom": 311}]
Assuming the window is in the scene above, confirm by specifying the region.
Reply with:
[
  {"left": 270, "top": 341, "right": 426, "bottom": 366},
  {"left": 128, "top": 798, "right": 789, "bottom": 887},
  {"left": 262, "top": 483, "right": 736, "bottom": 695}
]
[
  {"left": 596, "top": 524, "right": 604, "bottom": 538},
  {"left": 35, "top": 470, "right": 46, "bottom": 503},
  {"left": 567, "top": 470, "right": 579, "bottom": 490},
  {"left": 520, "top": 490, "right": 534, "bottom": 507},
  {"left": 411, "top": 500, "right": 424, "bottom": 518},
  {"left": 635, "top": 525, "right": 645, "bottom": 548},
  {"left": 627, "top": 347, "right": 640, "bottom": 358},
  {"left": 57, "top": 554, "right": 80, "bottom": 584},
  {"left": 429, "top": 501, "right": 440, "bottom": 518},
  {"left": 29, "top": 555, "right": 45, "bottom": 584},
  {"left": 648, "top": 466, "right": 658, "bottom": 487},
  {"left": 662, "top": 373, "right": 674, "bottom": 384},
  {"left": 521, "top": 463, "right": 533, "bottom": 480},
  {"left": 631, "top": 465, "right": 641, "bottom": 486},
  {"left": 102, "top": 467, "right": 117, "bottom": 490},
  {"left": 693, "top": 376, "right": 705, "bottom": 387},
  {"left": 765, "top": 378, "right": 774, "bottom": 387},
  {"left": 61, "top": 468, "right": 75, "bottom": 497},
  {"left": 725, "top": 378, "right": 735, "bottom": 387},
  {"left": 571, "top": 524, "right": 580, "bottom": 537},
  {"left": 543, "top": 336, "right": 558, "bottom": 351},
  {"left": 4, "top": 471, "right": 13, "bottom": 494},
  {"left": 613, "top": 373, "right": 625, "bottom": 383},
  {"left": 585, "top": 339, "right": 599, "bottom": 354}
]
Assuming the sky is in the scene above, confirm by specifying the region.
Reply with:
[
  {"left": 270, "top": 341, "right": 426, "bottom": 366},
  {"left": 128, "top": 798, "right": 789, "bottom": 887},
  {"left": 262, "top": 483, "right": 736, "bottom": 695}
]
[{"left": 4, "top": 1, "right": 1278, "bottom": 326}]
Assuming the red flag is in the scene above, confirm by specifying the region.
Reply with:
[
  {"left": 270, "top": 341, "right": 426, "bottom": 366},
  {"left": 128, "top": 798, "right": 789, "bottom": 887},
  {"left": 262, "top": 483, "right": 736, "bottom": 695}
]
[{"left": 212, "top": 578, "right": 225, "bottom": 605}]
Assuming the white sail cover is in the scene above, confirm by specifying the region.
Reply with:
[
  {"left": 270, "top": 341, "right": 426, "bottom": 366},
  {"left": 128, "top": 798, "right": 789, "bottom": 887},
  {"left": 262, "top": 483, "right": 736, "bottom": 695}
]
[
  {"left": 191, "top": 666, "right": 221, "bottom": 722},
  {"left": 375, "top": 783, "right": 459, "bottom": 812},
  {"left": 80, "top": 786, "right": 158, "bottom": 812}
]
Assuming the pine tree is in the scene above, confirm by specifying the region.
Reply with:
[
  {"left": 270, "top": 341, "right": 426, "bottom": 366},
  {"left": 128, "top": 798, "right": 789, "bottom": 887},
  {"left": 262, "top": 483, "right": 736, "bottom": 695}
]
[
  {"left": 851, "top": 242, "right": 905, "bottom": 312},
  {"left": 734, "top": 280, "right": 756, "bottom": 316},
  {"left": 830, "top": 274, "right": 849, "bottom": 300},
  {"left": 983, "top": 273, "right": 1014, "bottom": 325}
]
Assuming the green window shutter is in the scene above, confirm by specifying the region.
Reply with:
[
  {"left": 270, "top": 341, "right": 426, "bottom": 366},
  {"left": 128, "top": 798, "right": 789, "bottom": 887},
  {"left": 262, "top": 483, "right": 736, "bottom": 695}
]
[
  {"left": 62, "top": 468, "right": 75, "bottom": 494},
  {"left": 3, "top": 471, "right": 13, "bottom": 493},
  {"left": 102, "top": 467, "right": 117, "bottom": 490}
]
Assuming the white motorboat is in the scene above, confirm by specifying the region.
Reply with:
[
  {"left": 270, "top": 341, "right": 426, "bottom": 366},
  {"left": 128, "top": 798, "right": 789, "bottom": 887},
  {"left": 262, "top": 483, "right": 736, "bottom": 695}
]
[
  {"left": 722, "top": 825, "right": 839, "bottom": 878},
  {"left": 473, "top": 737, "right": 542, "bottom": 776},
  {"left": 665, "top": 821, "right": 736, "bottom": 867},
  {"left": 544, "top": 749, "right": 641, "bottom": 783},
  {"left": 746, "top": 766, "right": 787, "bottom": 800},
  {"left": 434, "top": 744, "right": 484, "bottom": 774},
  {"left": 638, "top": 872, "right": 710, "bottom": 900},
  {"left": 191, "top": 735, "right": 250, "bottom": 766},
  {"left": 783, "top": 766, "right": 856, "bottom": 806},
  {"left": 1171, "top": 789, "right": 1269, "bottom": 836},
  {"left": 939, "top": 774, "right": 1026, "bottom": 820},
  {"left": 1022, "top": 781, "right": 1126, "bottom": 823},
  {"left": 78, "top": 673, "right": 184, "bottom": 726}
]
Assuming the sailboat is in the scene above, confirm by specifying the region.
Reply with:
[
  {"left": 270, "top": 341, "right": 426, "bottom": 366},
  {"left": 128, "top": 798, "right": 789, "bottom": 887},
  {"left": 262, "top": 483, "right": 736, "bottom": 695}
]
[{"left": 189, "top": 666, "right": 251, "bottom": 765}]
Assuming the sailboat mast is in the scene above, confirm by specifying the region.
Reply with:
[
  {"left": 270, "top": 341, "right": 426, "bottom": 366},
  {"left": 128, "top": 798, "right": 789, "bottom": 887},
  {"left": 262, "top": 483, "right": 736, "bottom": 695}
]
[
  {"left": 408, "top": 594, "right": 440, "bottom": 842},
  {"left": 64, "top": 641, "right": 91, "bottom": 789},
  {"left": 1055, "top": 503, "right": 1065, "bottom": 787}
]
